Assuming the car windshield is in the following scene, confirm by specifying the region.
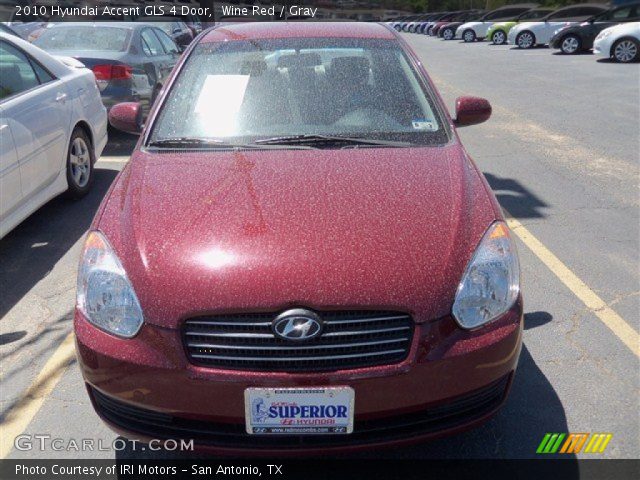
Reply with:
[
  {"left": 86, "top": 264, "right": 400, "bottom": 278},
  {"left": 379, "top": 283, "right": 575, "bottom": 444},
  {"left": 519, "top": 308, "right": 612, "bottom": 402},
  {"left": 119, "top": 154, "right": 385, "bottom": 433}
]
[
  {"left": 149, "top": 38, "right": 448, "bottom": 147},
  {"left": 34, "top": 26, "right": 130, "bottom": 52}
]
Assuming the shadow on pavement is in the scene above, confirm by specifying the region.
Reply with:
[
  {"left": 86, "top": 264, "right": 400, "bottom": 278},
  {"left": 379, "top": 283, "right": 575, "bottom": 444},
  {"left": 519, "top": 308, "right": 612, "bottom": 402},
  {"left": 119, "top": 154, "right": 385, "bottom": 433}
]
[
  {"left": 0, "top": 330, "right": 27, "bottom": 345},
  {"left": 484, "top": 172, "right": 549, "bottom": 219},
  {"left": 523, "top": 311, "right": 553, "bottom": 330},
  {"left": 0, "top": 169, "right": 119, "bottom": 319}
]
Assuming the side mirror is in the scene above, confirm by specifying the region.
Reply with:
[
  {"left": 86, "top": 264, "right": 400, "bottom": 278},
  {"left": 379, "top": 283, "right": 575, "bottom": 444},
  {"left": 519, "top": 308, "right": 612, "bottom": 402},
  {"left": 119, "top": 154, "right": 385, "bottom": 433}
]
[
  {"left": 108, "top": 102, "right": 143, "bottom": 134},
  {"left": 453, "top": 96, "right": 492, "bottom": 127}
]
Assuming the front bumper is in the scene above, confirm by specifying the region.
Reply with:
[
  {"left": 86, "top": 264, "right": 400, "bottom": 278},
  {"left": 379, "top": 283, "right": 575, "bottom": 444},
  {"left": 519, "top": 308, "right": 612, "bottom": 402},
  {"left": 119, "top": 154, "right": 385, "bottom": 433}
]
[{"left": 75, "top": 301, "right": 523, "bottom": 454}]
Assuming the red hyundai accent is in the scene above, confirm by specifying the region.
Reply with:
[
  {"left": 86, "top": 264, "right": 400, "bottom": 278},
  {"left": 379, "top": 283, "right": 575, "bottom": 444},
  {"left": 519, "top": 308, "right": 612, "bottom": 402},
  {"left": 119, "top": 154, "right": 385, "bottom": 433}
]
[{"left": 75, "top": 22, "right": 522, "bottom": 454}]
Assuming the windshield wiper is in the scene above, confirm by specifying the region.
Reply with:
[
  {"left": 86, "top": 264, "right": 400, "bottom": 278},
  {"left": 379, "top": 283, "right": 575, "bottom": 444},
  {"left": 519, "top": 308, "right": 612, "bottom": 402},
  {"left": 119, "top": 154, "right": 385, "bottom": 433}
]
[
  {"left": 148, "top": 137, "right": 314, "bottom": 149},
  {"left": 253, "top": 134, "right": 412, "bottom": 148}
]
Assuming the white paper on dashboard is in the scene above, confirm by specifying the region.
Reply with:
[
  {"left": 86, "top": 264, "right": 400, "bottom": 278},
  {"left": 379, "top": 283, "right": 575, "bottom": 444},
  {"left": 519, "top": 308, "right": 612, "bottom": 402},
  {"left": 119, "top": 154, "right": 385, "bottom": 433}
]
[{"left": 194, "top": 75, "right": 250, "bottom": 136}]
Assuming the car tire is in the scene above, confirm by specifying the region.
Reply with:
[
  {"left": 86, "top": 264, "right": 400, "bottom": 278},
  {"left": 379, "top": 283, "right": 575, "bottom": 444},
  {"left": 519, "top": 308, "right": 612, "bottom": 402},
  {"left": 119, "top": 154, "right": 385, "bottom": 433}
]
[
  {"left": 516, "top": 31, "right": 535, "bottom": 49},
  {"left": 442, "top": 28, "right": 454, "bottom": 40},
  {"left": 560, "top": 34, "right": 581, "bottom": 54},
  {"left": 491, "top": 30, "right": 506, "bottom": 45},
  {"left": 65, "top": 128, "right": 94, "bottom": 199},
  {"left": 462, "top": 29, "right": 476, "bottom": 43},
  {"left": 612, "top": 37, "right": 639, "bottom": 63}
]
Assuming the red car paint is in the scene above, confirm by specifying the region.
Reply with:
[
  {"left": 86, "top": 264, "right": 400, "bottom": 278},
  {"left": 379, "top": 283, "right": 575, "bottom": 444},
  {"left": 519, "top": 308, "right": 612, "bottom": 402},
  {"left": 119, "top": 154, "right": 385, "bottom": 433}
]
[{"left": 76, "top": 22, "right": 523, "bottom": 454}]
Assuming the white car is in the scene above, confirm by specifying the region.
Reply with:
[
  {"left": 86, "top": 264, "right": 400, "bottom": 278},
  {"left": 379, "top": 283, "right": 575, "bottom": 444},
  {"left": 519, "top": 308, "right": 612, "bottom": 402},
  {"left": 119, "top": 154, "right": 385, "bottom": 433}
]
[
  {"left": 0, "top": 33, "right": 108, "bottom": 239},
  {"left": 508, "top": 4, "right": 608, "bottom": 49},
  {"left": 455, "top": 4, "right": 538, "bottom": 42},
  {"left": 594, "top": 22, "right": 640, "bottom": 63}
]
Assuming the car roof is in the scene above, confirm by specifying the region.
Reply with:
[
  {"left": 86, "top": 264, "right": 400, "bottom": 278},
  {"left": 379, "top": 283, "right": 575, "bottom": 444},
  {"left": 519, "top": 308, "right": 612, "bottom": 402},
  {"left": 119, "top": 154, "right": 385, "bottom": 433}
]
[{"left": 200, "top": 22, "right": 396, "bottom": 43}]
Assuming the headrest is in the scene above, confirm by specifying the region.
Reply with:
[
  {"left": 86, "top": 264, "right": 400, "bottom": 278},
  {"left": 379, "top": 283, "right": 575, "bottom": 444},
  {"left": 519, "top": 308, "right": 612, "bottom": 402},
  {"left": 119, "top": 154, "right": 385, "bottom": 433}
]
[
  {"left": 240, "top": 60, "right": 267, "bottom": 76},
  {"left": 329, "top": 56, "right": 370, "bottom": 81},
  {"left": 277, "top": 53, "right": 322, "bottom": 69}
]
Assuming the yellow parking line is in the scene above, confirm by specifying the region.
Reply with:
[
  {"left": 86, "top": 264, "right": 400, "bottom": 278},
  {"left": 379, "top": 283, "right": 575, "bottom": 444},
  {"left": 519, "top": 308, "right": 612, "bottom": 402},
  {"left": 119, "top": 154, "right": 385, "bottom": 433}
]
[
  {"left": 506, "top": 215, "right": 639, "bottom": 357},
  {"left": 0, "top": 333, "right": 76, "bottom": 459}
]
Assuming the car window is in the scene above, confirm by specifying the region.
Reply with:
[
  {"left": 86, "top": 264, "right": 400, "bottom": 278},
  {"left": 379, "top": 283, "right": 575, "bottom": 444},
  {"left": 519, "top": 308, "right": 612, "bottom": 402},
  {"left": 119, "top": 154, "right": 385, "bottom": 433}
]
[
  {"left": 485, "top": 9, "right": 523, "bottom": 21},
  {"left": 150, "top": 38, "right": 449, "bottom": 146},
  {"left": 31, "top": 60, "right": 54, "bottom": 84},
  {"left": 0, "top": 41, "right": 40, "bottom": 100},
  {"left": 611, "top": 7, "right": 633, "bottom": 20},
  {"left": 554, "top": 7, "right": 604, "bottom": 20},
  {"left": 34, "top": 26, "right": 130, "bottom": 52},
  {"left": 141, "top": 29, "right": 164, "bottom": 56},
  {"left": 155, "top": 29, "right": 180, "bottom": 54}
]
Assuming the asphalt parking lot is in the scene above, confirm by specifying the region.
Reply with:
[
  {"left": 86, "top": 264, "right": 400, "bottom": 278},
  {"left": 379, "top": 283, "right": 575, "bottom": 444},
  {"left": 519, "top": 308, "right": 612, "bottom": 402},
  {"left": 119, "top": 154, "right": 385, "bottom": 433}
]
[{"left": 1, "top": 33, "right": 638, "bottom": 460}]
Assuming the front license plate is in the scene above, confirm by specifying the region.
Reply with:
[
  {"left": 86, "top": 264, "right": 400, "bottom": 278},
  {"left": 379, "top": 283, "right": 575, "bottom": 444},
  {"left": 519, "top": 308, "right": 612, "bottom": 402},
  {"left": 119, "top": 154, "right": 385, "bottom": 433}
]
[{"left": 244, "top": 387, "right": 355, "bottom": 435}]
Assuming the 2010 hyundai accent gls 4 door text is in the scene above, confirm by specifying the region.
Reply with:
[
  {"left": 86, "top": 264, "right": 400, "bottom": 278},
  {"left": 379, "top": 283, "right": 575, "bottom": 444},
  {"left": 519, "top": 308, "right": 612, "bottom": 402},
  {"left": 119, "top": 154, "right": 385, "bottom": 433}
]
[{"left": 75, "top": 22, "right": 523, "bottom": 454}]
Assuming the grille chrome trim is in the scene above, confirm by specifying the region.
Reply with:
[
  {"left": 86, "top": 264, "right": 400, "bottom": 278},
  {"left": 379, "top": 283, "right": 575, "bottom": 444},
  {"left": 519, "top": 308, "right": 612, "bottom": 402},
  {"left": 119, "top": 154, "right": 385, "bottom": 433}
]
[
  {"left": 187, "top": 338, "right": 410, "bottom": 351},
  {"left": 191, "top": 349, "right": 407, "bottom": 362},
  {"left": 183, "top": 310, "right": 414, "bottom": 372}
]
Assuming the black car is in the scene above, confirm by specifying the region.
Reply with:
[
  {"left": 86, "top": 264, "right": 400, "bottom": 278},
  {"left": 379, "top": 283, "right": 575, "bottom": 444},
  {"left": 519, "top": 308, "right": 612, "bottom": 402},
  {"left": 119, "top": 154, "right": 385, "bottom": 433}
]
[{"left": 550, "top": 2, "right": 639, "bottom": 54}]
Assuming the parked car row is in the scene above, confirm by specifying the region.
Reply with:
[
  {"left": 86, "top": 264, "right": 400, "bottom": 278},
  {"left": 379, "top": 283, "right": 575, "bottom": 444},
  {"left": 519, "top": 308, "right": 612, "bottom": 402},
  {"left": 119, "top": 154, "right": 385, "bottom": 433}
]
[{"left": 390, "top": 2, "right": 640, "bottom": 63}]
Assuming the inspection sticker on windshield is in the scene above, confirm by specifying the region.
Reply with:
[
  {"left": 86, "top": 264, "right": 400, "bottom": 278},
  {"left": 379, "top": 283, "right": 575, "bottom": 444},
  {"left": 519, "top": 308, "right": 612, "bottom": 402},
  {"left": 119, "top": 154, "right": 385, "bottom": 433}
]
[
  {"left": 412, "top": 119, "right": 436, "bottom": 131},
  {"left": 245, "top": 387, "right": 354, "bottom": 434}
]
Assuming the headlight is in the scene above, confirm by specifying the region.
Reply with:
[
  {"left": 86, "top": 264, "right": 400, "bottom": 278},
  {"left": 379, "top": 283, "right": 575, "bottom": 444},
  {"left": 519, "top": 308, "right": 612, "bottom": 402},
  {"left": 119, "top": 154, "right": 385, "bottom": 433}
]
[
  {"left": 77, "top": 231, "right": 144, "bottom": 338},
  {"left": 596, "top": 30, "right": 612, "bottom": 41},
  {"left": 452, "top": 222, "right": 520, "bottom": 330}
]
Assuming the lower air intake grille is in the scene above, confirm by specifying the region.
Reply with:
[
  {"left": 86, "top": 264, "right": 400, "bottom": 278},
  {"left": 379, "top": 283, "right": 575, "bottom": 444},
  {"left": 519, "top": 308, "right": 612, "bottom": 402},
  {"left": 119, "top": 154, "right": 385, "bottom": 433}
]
[{"left": 182, "top": 310, "right": 414, "bottom": 372}]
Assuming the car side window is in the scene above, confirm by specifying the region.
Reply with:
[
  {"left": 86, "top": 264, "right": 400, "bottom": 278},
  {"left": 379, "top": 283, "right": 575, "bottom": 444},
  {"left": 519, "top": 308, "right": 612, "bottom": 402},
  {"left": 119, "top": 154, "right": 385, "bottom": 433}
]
[
  {"left": 550, "top": 8, "right": 583, "bottom": 20},
  {"left": 0, "top": 41, "right": 40, "bottom": 100},
  {"left": 31, "top": 61, "right": 55, "bottom": 84},
  {"left": 141, "top": 29, "right": 164, "bottom": 56},
  {"left": 612, "top": 7, "right": 632, "bottom": 20},
  {"left": 154, "top": 29, "right": 180, "bottom": 55}
]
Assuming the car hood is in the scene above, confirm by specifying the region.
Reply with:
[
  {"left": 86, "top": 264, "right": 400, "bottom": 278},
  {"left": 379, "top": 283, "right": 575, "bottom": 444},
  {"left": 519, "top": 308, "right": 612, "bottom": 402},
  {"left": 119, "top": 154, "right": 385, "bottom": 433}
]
[
  {"left": 97, "top": 146, "right": 499, "bottom": 329},
  {"left": 489, "top": 21, "right": 515, "bottom": 30},
  {"left": 459, "top": 21, "right": 483, "bottom": 29},
  {"left": 511, "top": 21, "right": 538, "bottom": 33}
]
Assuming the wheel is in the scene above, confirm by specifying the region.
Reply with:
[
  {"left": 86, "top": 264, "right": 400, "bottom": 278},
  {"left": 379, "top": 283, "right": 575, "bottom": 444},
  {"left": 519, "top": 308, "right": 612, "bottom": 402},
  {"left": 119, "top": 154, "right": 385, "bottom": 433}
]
[
  {"left": 65, "top": 128, "right": 94, "bottom": 198},
  {"left": 612, "top": 38, "right": 639, "bottom": 63},
  {"left": 491, "top": 30, "right": 506, "bottom": 45},
  {"left": 463, "top": 29, "right": 476, "bottom": 43},
  {"left": 442, "top": 28, "right": 454, "bottom": 40},
  {"left": 516, "top": 31, "right": 535, "bottom": 49},
  {"left": 560, "top": 34, "right": 581, "bottom": 54}
]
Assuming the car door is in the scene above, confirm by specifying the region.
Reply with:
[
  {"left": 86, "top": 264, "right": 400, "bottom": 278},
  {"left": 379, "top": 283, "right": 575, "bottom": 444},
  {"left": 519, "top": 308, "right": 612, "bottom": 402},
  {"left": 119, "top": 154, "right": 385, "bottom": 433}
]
[
  {"left": 0, "top": 39, "right": 70, "bottom": 203},
  {"left": 0, "top": 105, "right": 22, "bottom": 223}
]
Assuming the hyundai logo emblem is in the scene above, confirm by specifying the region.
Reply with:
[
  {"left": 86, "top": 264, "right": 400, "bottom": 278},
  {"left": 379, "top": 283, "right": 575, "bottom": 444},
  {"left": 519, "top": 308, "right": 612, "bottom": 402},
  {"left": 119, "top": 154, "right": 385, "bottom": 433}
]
[{"left": 272, "top": 309, "right": 323, "bottom": 342}]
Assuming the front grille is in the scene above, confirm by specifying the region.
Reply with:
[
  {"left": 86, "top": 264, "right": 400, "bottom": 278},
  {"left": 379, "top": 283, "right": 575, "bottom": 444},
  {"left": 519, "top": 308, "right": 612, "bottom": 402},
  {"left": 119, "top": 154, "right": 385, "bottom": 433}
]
[
  {"left": 90, "top": 375, "right": 510, "bottom": 449},
  {"left": 183, "top": 310, "right": 414, "bottom": 372}
]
